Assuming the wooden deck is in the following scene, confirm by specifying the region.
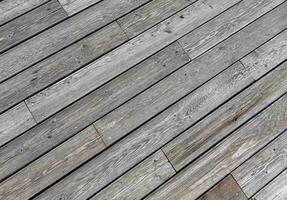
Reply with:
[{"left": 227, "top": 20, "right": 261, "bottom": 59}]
[{"left": 0, "top": 0, "right": 287, "bottom": 199}]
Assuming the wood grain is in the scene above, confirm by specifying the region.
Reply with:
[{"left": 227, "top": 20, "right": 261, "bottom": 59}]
[
  {"left": 0, "top": 0, "right": 48, "bottom": 25},
  {"left": 58, "top": 0, "right": 102, "bottom": 16},
  {"left": 117, "top": 0, "right": 197, "bottom": 38},
  {"left": 0, "top": 42, "right": 189, "bottom": 182},
  {"left": 197, "top": 175, "right": 247, "bottom": 200},
  {"left": 0, "top": 125, "right": 105, "bottom": 200},
  {"left": 178, "top": 0, "right": 285, "bottom": 59},
  {"left": 0, "top": 103, "right": 35, "bottom": 147},
  {"left": 146, "top": 93, "right": 287, "bottom": 200},
  {"left": 94, "top": 2, "right": 287, "bottom": 146},
  {"left": 91, "top": 150, "right": 175, "bottom": 200},
  {"left": 253, "top": 169, "right": 287, "bottom": 200},
  {"left": 0, "top": 0, "right": 67, "bottom": 52},
  {"left": 0, "top": 22, "right": 127, "bottom": 115},
  {"left": 0, "top": 0, "right": 151, "bottom": 82},
  {"left": 33, "top": 61, "right": 254, "bottom": 200},
  {"left": 24, "top": 0, "right": 241, "bottom": 122}
]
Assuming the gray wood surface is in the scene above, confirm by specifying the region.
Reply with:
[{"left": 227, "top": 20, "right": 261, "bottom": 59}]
[
  {"left": 94, "top": 2, "right": 287, "bottom": 146},
  {"left": 0, "top": 22, "right": 127, "bottom": 115},
  {"left": 163, "top": 30, "right": 287, "bottom": 171},
  {"left": 178, "top": 0, "right": 285, "bottom": 59},
  {"left": 0, "top": 0, "right": 67, "bottom": 52},
  {"left": 91, "top": 150, "right": 175, "bottom": 200},
  {"left": 33, "top": 61, "right": 254, "bottom": 200},
  {"left": 58, "top": 0, "right": 102, "bottom": 16},
  {"left": 0, "top": 0, "right": 48, "bottom": 25},
  {"left": 0, "top": 125, "right": 105, "bottom": 200},
  {"left": 197, "top": 175, "right": 247, "bottom": 200},
  {"left": 0, "top": 42, "right": 189, "bottom": 181},
  {"left": 0, "top": 103, "right": 35, "bottom": 147},
  {"left": 146, "top": 93, "right": 287, "bottom": 200},
  {"left": 0, "top": 0, "right": 151, "bottom": 82},
  {"left": 253, "top": 169, "right": 287, "bottom": 200},
  {"left": 24, "top": 0, "right": 241, "bottom": 122},
  {"left": 117, "top": 0, "right": 197, "bottom": 38}
]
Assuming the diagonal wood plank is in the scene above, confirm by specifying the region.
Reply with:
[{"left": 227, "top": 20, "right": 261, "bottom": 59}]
[
  {"left": 93, "top": 1, "right": 287, "bottom": 146},
  {"left": 91, "top": 150, "right": 175, "bottom": 200},
  {"left": 58, "top": 0, "right": 102, "bottom": 16},
  {"left": 0, "top": 21, "right": 127, "bottom": 115},
  {"left": 232, "top": 129, "right": 287, "bottom": 197},
  {"left": 0, "top": 42, "right": 189, "bottom": 182},
  {"left": 0, "top": 125, "right": 105, "bottom": 200},
  {"left": 252, "top": 169, "right": 287, "bottom": 200},
  {"left": 24, "top": 0, "right": 242, "bottom": 121},
  {"left": 163, "top": 29, "right": 287, "bottom": 171},
  {"left": 0, "top": 0, "right": 67, "bottom": 52},
  {"left": 146, "top": 89, "right": 287, "bottom": 200},
  {"left": 0, "top": 103, "right": 35, "bottom": 146},
  {"left": 0, "top": 0, "right": 151, "bottom": 82},
  {"left": 0, "top": 0, "right": 49, "bottom": 26}
]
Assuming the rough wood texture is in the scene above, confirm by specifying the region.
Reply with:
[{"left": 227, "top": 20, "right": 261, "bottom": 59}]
[
  {"left": 24, "top": 0, "right": 241, "bottom": 121},
  {"left": 232, "top": 131, "right": 287, "bottom": 197},
  {"left": 94, "top": 2, "right": 287, "bottom": 146},
  {"left": 178, "top": 0, "right": 285, "bottom": 59},
  {"left": 0, "top": 22, "right": 127, "bottom": 115},
  {"left": 0, "top": 0, "right": 67, "bottom": 52},
  {"left": 0, "top": 125, "right": 105, "bottom": 200},
  {"left": 0, "top": 0, "right": 48, "bottom": 25},
  {"left": 163, "top": 30, "right": 287, "bottom": 171},
  {"left": 253, "top": 169, "right": 287, "bottom": 200},
  {"left": 117, "top": 0, "right": 197, "bottom": 38},
  {"left": 91, "top": 150, "right": 175, "bottom": 200},
  {"left": 146, "top": 94, "right": 287, "bottom": 200},
  {"left": 0, "top": 103, "right": 35, "bottom": 147},
  {"left": 33, "top": 61, "right": 254, "bottom": 200},
  {"left": 0, "top": 0, "right": 151, "bottom": 82},
  {"left": 197, "top": 175, "right": 247, "bottom": 200},
  {"left": 58, "top": 0, "right": 102, "bottom": 16},
  {"left": 0, "top": 42, "right": 189, "bottom": 182}
]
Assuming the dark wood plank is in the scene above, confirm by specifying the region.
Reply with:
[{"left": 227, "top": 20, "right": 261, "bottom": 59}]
[
  {"left": 0, "top": 125, "right": 105, "bottom": 200},
  {"left": 0, "top": 0, "right": 151, "bottom": 82},
  {"left": 91, "top": 150, "right": 175, "bottom": 200},
  {"left": 94, "top": 1, "right": 287, "bottom": 146},
  {"left": 0, "top": 22, "right": 127, "bottom": 115},
  {"left": 24, "top": 0, "right": 241, "bottom": 121},
  {"left": 163, "top": 29, "right": 287, "bottom": 171},
  {"left": 0, "top": 0, "right": 67, "bottom": 52},
  {"left": 0, "top": 0, "right": 48, "bottom": 25},
  {"left": 197, "top": 175, "right": 247, "bottom": 200},
  {"left": 146, "top": 91, "right": 287, "bottom": 200},
  {"left": 58, "top": 0, "right": 102, "bottom": 16},
  {"left": 0, "top": 103, "right": 35, "bottom": 146},
  {"left": 0, "top": 42, "right": 189, "bottom": 182}
]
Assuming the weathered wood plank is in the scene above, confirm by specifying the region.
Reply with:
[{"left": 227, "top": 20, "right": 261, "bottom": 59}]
[
  {"left": 94, "top": 1, "right": 287, "bottom": 146},
  {"left": 163, "top": 30, "right": 287, "bottom": 171},
  {"left": 33, "top": 61, "right": 254, "bottom": 200},
  {"left": 0, "top": 22, "right": 127, "bottom": 115},
  {"left": 0, "top": 125, "right": 105, "bottom": 200},
  {"left": 146, "top": 94, "right": 287, "bottom": 200},
  {"left": 117, "top": 0, "right": 197, "bottom": 38},
  {"left": 0, "top": 0, "right": 67, "bottom": 52},
  {"left": 178, "top": 0, "right": 285, "bottom": 59},
  {"left": 197, "top": 175, "right": 247, "bottom": 200},
  {"left": 253, "top": 169, "right": 287, "bottom": 200},
  {"left": 0, "top": 0, "right": 151, "bottom": 82},
  {"left": 0, "top": 103, "right": 35, "bottom": 147},
  {"left": 0, "top": 0, "right": 48, "bottom": 25},
  {"left": 91, "top": 150, "right": 175, "bottom": 200},
  {"left": 0, "top": 42, "right": 189, "bottom": 182},
  {"left": 25, "top": 0, "right": 242, "bottom": 121},
  {"left": 58, "top": 0, "right": 102, "bottom": 16},
  {"left": 232, "top": 130, "right": 287, "bottom": 197}
]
